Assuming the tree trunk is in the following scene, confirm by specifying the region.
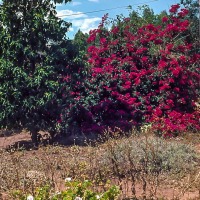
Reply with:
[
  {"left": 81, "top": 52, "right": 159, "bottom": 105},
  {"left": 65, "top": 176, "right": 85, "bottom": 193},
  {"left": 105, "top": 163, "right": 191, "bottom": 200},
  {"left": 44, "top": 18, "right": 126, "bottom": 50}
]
[{"left": 30, "top": 129, "right": 40, "bottom": 148}]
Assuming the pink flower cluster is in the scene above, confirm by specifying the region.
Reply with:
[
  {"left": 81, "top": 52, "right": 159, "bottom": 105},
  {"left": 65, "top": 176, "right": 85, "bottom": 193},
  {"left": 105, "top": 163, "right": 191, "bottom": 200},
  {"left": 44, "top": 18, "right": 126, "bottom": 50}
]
[{"left": 61, "top": 5, "right": 200, "bottom": 136}]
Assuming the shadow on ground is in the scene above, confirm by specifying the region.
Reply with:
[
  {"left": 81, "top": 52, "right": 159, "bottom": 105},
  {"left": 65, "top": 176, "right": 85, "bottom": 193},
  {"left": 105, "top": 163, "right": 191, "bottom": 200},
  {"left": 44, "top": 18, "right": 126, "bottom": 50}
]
[{"left": 0, "top": 131, "right": 101, "bottom": 151}]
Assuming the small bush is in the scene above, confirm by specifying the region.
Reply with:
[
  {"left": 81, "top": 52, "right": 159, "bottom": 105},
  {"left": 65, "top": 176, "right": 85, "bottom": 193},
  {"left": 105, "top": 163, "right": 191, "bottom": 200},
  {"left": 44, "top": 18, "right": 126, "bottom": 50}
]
[
  {"left": 11, "top": 179, "right": 120, "bottom": 200},
  {"left": 97, "top": 135, "right": 199, "bottom": 198},
  {"left": 102, "top": 137, "right": 199, "bottom": 176}
]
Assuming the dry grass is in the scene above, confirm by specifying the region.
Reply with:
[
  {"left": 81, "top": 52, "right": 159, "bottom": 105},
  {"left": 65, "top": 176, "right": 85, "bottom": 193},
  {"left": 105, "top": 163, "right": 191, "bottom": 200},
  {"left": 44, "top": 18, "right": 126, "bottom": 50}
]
[{"left": 0, "top": 130, "right": 200, "bottom": 200}]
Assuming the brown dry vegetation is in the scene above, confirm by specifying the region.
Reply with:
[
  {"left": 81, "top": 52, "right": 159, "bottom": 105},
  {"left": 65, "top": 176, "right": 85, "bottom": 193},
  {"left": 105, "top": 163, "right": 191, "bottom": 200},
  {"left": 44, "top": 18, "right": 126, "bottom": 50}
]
[{"left": 0, "top": 129, "right": 200, "bottom": 200}]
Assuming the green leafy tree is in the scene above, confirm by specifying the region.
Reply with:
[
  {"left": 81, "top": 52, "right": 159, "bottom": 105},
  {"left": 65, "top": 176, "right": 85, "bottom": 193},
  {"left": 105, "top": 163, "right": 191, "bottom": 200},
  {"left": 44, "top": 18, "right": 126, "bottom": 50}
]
[
  {"left": 128, "top": 5, "right": 168, "bottom": 28},
  {"left": 0, "top": 0, "right": 71, "bottom": 145},
  {"left": 73, "top": 29, "right": 89, "bottom": 53},
  {"left": 107, "top": 5, "right": 168, "bottom": 40},
  {"left": 180, "top": 0, "right": 199, "bottom": 53},
  {"left": 59, "top": 30, "right": 89, "bottom": 136},
  {"left": 69, "top": 29, "right": 89, "bottom": 70}
]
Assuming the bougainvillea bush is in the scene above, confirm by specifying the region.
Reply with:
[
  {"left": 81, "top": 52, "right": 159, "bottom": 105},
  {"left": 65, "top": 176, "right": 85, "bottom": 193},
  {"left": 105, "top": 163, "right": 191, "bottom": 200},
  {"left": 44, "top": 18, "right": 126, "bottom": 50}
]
[{"left": 61, "top": 4, "right": 200, "bottom": 137}]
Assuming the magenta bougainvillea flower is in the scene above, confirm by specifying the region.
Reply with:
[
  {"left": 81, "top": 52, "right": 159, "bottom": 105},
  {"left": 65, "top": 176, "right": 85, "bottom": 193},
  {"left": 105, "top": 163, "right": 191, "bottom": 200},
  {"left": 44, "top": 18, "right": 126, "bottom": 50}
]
[{"left": 61, "top": 4, "right": 200, "bottom": 136}]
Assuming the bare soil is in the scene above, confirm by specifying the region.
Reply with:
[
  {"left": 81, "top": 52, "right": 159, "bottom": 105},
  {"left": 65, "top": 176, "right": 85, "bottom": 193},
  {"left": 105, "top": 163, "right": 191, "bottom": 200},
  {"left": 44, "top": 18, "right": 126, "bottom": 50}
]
[{"left": 0, "top": 131, "right": 200, "bottom": 200}]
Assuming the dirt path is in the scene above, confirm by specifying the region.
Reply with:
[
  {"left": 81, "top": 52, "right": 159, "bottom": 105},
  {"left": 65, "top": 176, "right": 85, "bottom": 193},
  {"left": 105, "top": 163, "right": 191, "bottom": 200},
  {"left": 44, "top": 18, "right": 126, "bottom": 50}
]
[{"left": 0, "top": 132, "right": 32, "bottom": 149}]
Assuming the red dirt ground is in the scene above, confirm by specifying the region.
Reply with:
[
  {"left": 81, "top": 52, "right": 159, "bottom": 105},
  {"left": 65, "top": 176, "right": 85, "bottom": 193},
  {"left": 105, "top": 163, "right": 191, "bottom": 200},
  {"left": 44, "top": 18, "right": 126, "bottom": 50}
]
[{"left": 0, "top": 131, "right": 200, "bottom": 200}]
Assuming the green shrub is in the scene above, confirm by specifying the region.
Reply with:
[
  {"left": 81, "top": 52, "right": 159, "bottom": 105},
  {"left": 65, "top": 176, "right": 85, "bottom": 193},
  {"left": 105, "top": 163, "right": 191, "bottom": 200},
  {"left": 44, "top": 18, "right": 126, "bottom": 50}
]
[{"left": 12, "top": 179, "right": 120, "bottom": 200}]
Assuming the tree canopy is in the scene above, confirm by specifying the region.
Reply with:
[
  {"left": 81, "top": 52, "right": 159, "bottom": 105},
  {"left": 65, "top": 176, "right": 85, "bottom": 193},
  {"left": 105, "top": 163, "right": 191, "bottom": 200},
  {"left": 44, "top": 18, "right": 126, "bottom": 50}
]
[{"left": 0, "top": 0, "right": 71, "bottom": 144}]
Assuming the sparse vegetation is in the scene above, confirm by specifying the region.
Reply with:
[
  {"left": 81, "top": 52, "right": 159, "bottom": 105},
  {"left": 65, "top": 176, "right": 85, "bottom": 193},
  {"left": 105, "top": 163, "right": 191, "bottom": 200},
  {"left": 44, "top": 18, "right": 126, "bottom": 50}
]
[
  {"left": 0, "top": 131, "right": 199, "bottom": 199},
  {"left": 0, "top": 1, "right": 200, "bottom": 199}
]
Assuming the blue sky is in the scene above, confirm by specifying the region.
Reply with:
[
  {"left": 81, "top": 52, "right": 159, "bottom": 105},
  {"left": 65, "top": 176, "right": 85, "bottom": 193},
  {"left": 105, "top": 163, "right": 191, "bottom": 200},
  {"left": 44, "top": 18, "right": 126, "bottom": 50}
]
[{"left": 56, "top": 0, "right": 181, "bottom": 38}]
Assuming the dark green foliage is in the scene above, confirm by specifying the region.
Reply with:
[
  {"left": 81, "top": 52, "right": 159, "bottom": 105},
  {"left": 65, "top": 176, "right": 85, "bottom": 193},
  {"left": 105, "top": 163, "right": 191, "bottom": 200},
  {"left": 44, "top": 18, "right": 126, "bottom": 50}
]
[
  {"left": 180, "top": 0, "right": 199, "bottom": 53},
  {"left": 0, "top": 0, "right": 71, "bottom": 142},
  {"left": 73, "top": 30, "right": 89, "bottom": 53},
  {"left": 70, "top": 30, "right": 89, "bottom": 70},
  {"left": 129, "top": 5, "right": 168, "bottom": 28}
]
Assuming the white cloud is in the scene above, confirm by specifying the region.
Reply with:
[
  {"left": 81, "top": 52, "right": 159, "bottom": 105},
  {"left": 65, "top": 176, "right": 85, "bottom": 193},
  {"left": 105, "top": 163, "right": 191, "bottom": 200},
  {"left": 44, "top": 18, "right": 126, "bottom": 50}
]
[
  {"left": 68, "top": 27, "right": 74, "bottom": 32},
  {"left": 71, "top": 17, "right": 101, "bottom": 34},
  {"left": 56, "top": 9, "right": 87, "bottom": 19},
  {"left": 55, "top": 4, "right": 64, "bottom": 7},
  {"left": 88, "top": 0, "right": 99, "bottom": 2},
  {"left": 70, "top": 1, "right": 82, "bottom": 6}
]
